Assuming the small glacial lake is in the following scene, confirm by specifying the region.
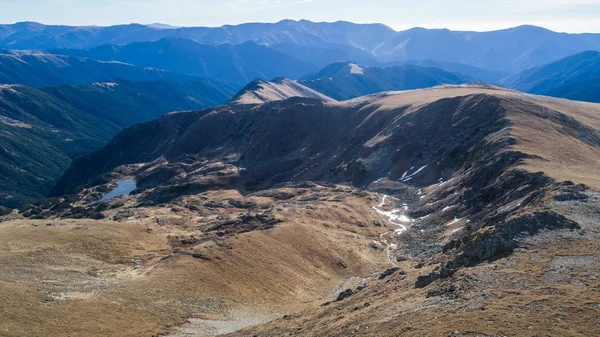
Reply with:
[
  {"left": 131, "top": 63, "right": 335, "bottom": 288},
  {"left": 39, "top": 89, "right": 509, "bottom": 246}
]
[{"left": 98, "top": 179, "right": 137, "bottom": 202}]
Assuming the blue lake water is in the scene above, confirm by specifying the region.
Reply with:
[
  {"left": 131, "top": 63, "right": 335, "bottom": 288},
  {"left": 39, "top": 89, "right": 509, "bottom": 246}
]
[{"left": 98, "top": 179, "right": 137, "bottom": 202}]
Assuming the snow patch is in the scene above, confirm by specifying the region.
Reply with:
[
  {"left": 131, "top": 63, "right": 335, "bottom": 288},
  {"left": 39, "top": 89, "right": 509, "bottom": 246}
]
[
  {"left": 373, "top": 195, "right": 412, "bottom": 236},
  {"left": 442, "top": 205, "right": 454, "bottom": 212},
  {"left": 93, "top": 82, "right": 119, "bottom": 88},
  {"left": 349, "top": 63, "right": 364, "bottom": 75},
  {"left": 400, "top": 164, "right": 428, "bottom": 182}
]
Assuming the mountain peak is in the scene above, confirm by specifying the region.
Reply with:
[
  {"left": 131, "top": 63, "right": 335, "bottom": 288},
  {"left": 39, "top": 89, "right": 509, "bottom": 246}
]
[{"left": 230, "top": 78, "right": 336, "bottom": 105}]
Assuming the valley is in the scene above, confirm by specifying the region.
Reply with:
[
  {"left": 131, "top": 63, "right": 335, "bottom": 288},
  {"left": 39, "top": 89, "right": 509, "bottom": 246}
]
[
  {"left": 0, "top": 79, "right": 235, "bottom": 207},
  {"left": 0, "top": 184, "right": 394, "bottom": 336},
  {"left": 0, "top": 15, "right": 599, "bottom": 337}
]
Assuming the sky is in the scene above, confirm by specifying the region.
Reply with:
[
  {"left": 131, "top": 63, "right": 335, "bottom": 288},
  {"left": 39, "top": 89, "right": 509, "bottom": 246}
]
[{"left": 1, "top": 0, "right": 600, "bottom": 33}]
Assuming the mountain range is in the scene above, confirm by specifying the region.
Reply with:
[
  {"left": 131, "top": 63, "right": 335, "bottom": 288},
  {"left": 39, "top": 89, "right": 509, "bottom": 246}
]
[
  {"left": 301, "top": 62, "right": 471, "bottom": 100},
  {"left": 0, "top": 19, "right": 600, "bottom": 337},
  {"left": 49, "top": 38, "right": 318, "bottom": 86},
  {"left": 0, "top": 50, "right": 203, "bottom": 87},
  {"left": 2, "top": 48, "right": 599, "bottom": 208},
  {"left": 2, "top": 21, "right": 600, "bottom": 73}
]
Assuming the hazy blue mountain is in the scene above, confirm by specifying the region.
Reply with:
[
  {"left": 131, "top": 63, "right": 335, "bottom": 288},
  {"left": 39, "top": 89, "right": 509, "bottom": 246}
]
[
  {"left": 372, "top": 25, "right": 600, "bottom": 73},
  {"left": 3, "top": 21, "right": 600, "bottom": 74},
  {"left": 269, "top": 42, "right": 379, "bottom": 68},
  {"left": 503, "top": 50, "right": 600, "bottom": 103},
  {"left": 146, "top": 23, "right": 181, "bottom": 29},
  {"left": 545, "top": 78, "right": 600, "bottom": 103},
  {"left": 50, "top": 38, "right": 318, "bottom": 86},
  {"left": 388, "top": 59, "right": 507, "bottom": 83},
  {"left": 0, "top": 50, "right": 203, "bottom": 87},
  {"left": 0, "top": 20, "right": 390, "bottom": 68},
  {"left": 0, "top": 79, "right": 235, "bottom": 208},
  {"left": 301, "top": 62, "right": 471, "bottom": 100},
  {"left": 0, "top": 20, "right": 395, "bottom": 51}
]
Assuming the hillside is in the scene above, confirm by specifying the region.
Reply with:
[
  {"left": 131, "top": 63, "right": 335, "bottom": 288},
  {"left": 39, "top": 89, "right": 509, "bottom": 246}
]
[
  {"left": 0, "top": 79, "right": 235, "bottom": 208},
  {"left": 2, "top": 21, "right": 600, "bottom": 74},
  {"left": 0, "top": 85, "right": 591, "bottom": 336},
  {"left": 230, "top": 77, "right": 335, "bottom": 105},
  {"left": 49, "top": 39, "right": 318, "bottom": 86},
  {"left": 301, "top": 62, "right": 471, "bottom": 100},
  {"left": 52, "top": 85, "right": 600, "bottom": 197},
  {"left": 0, "top": 50, "right": 203, "bottom": 87},
  {"left": 504, "top": 50, "right": 600, "bottom": 103}
]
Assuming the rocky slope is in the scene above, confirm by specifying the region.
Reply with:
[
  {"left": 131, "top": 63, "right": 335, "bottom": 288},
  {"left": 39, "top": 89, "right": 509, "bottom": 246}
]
[
  {"left": 3, "top": 85, "right": 599, "bottom": 336},
  {"left": 53, "top": 85, "right": 600, "bottom": 197}
]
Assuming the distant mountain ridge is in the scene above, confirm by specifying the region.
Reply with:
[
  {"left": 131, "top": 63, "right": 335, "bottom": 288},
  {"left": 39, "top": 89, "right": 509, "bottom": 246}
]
[
  {"left": 49, "top": 38, "right": 318, "bottom": 86},
  {"left": 0, "top": 50, "right": 204, "bottom": 87},
  {"left": 300, "top": 62, "right": 471, "bottom": 100},
  {"left": 0, "top": 79, "right": 235, "bottom": 207},
  {"left": 504, "top": 50, "right": 600, "bottom": 103},
  {"left": 2, "top": 21, "right": 600, "bottom": 73}
]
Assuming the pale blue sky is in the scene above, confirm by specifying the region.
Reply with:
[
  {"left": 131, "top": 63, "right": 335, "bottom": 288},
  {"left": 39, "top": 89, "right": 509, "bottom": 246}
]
[{"left": 1, "top": 0, "right": 599, "bottom": 33}]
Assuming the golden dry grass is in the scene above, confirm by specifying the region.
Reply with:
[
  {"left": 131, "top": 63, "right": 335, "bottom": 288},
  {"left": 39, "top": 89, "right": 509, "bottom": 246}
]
[{"left": 0, "top": 187, "right": 393, "bottom": 337}]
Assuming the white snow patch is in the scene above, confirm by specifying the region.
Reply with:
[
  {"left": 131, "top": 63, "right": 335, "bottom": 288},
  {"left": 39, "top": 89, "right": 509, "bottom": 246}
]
[
  {"left": 93, "top": 82, "right": 119, "bottom": 88},
  {"left": 412, "top": 165, "right": 428, "bottom": 176},
  {"left": 349, "top": 63, "right": 365, "bottom": 75},
  {"left": 401, "top": 165, "right": 428, "bottom": 182},
  {"left": 445, "top": 217, "right": 463, "bottom": 226},
  {"left": 373, "top": 195, "right": 412, "bottom": 237},
  {"left": 401, "top": 170, "right": 409, "bottom": 180},
  {"left": 291, "top": 167, "right": 309, "bottom": 180},
  {"left": 442, "top": 205, "right": 454, "bottom": 212}
]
